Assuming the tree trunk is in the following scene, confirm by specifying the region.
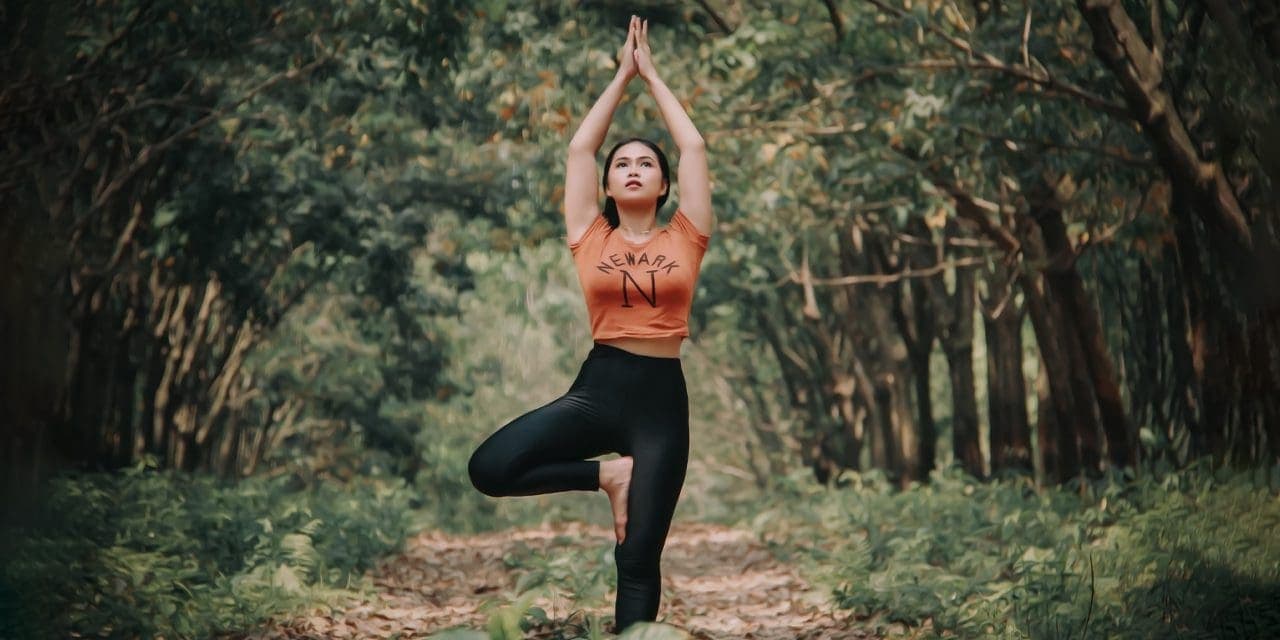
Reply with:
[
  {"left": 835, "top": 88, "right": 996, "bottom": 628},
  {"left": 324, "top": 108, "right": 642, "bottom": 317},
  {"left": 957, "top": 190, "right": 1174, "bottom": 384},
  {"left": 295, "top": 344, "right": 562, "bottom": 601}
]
[
  {"left": 756, "top": 305, "right": 845, "bottom": 483},
  {"left": 984, "top": 296, "right": 1031, "bottom": 474},
  {"left": 1080, "top": 0, "right": 1280, "bottom": 469},
  {"left": 863, "top": 233, "right": 919, "bottom": 484},
  {"left": 740, "top": 372, "right": 794, "bottom": 480},
  {"left": 0, "top": 196, "right": 71, "bottom": 519},
  {"left": 1168, "top": 195, "right": 1213, "bottom": 457},
  {"left": 1032, "top": 188, "right": 1135, "bottom": 470},
  {"left": 896, "top": 282, "right": 938, "bottom": 477},
  {"left": 945, "top": 340, "right": 982, "bottom": 478},
  {"left": 1054, "top": 299, "right": 1103, "bottom": 475},
  {"left": 1086, "top": 0, "right": 1280, "bottom": 465},
  {"left": 1035, "top": 357, "right": 1059, "bottom": 485},
  {"left": 940, "top": 186, "right": 1067, "bottom": 481},
  {"left": 109, "top": 322, "right": 139, "bottom": 468},
  {"left": 1017, "top": 213, "right": 1083, "bottom": 483},
  {"left": 942, "top": 251, "right": 983, "bottom": 478},
  {"left": 1263, "top": 314, "right": 1280, "bottom": 466},
  {"left": 891, "top": 218, "right": 939, "bottom": 478}
]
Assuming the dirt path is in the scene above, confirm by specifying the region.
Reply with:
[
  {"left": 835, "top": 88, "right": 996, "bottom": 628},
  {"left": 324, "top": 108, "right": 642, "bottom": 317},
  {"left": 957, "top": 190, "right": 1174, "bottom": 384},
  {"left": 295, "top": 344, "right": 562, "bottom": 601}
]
[{"left": 244, "top": 521, "right": 869, "bottom": 639}]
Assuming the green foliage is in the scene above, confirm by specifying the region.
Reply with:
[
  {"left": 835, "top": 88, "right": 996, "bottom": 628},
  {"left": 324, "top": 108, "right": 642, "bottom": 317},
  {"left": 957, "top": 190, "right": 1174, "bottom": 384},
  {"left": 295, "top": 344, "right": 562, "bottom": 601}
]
[
  {"left": 427, "top": 630, "right": 490, "bottom": 640},
  {"left": 485, "top": 588, "right": 540, "bottom": 639},
  {"left": 2, "top": 0, "right": 488, "bottom": 478},
  {"left": 616, "top": 622, "right": 692, "bottom": 639},
  {"left": 503, "top": 536, "right": 615, "bottom": 603},
  {"left": 0, "top": 464, "right": 412, "bottom": 639},
  {"left": 7, "top": 2, "right": 1279, "bottom": 635},
  {"left": 408, "top": 239, "right": 599, "bottom": 533},
  {"left": 746, "top": 466, "right": 1280, "bottom": 639}
]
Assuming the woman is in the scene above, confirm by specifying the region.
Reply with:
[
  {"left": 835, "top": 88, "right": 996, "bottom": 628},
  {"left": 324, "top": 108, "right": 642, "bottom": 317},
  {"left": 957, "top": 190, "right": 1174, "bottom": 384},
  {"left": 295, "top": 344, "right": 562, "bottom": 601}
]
[{"left": 467, "top": 15, "right": 714, "bottom": 633}]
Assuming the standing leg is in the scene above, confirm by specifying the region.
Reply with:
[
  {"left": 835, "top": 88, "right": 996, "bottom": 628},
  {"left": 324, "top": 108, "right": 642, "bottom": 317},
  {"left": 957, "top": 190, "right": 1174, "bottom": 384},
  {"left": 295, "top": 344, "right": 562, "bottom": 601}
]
[
  {"left": 612, "top": 426, "right": 688, "bottom": 631},
  {"left": 468, "top": 392, "right": 615, "bottom": 497}
]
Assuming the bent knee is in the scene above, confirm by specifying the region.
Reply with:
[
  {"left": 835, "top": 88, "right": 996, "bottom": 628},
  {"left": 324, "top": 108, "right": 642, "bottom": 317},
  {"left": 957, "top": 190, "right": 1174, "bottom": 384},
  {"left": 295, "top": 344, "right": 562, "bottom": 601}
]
[{"left": 468, "top": 449, "right": 508, "bottom": 497}]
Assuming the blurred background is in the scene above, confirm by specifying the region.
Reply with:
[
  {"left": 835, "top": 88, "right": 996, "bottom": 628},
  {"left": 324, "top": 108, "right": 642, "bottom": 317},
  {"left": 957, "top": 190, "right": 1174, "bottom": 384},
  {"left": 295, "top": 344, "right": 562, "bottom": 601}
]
[{"left": 2, "top": 1, "right": 1278, "bottom": 638}]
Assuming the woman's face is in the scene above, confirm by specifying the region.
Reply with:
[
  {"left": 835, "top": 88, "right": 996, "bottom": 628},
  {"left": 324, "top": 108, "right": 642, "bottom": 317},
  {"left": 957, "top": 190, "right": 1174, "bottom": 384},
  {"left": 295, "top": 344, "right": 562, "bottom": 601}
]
[{"left": 604, "top": 141, "right": 668, "bottom": 208}]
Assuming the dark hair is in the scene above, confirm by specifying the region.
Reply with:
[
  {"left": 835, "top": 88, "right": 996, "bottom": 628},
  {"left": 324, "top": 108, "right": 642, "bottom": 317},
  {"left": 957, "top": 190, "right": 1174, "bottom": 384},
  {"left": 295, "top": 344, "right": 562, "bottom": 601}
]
[{"left": 601, "top": 137, "right": 671, "bottom": 229}]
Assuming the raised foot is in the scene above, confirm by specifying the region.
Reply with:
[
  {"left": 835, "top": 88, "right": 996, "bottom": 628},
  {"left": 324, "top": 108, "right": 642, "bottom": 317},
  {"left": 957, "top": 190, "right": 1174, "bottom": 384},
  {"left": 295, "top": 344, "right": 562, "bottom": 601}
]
[{"left": 599, "top": 456, "right": 634, "bottom": 544}]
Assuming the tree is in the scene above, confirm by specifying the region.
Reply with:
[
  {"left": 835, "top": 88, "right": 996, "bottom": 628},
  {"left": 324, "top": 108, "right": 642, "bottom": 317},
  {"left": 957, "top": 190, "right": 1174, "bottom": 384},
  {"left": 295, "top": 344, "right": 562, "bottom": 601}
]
[{"left": 0, "top": 0, "right": 472, "bottom": 508}]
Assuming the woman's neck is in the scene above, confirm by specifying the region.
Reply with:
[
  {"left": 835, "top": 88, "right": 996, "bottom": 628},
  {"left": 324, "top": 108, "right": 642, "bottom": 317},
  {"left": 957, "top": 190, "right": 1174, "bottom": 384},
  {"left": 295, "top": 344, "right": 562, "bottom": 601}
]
[{"left": 615, "top": 202, "right": 657, "bottom": 235}]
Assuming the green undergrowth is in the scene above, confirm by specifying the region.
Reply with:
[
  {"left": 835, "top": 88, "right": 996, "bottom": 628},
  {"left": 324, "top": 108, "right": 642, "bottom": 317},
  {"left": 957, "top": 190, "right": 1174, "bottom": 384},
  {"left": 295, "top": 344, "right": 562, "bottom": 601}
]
[
  {"left": 744, "top": 464, "right": 1280, "bottom": 639},
  {"left": 6, "top": 457, "right": 1277, "bottom": 640},
  {"left": 440, "top": 464, "right": 1280, "bottom": 640},
  {"left": 427, "top": 619, "right": 693, "bottom": 640},
  {"left": 0, "top": 461, "right": 413, "bottom": 640}
]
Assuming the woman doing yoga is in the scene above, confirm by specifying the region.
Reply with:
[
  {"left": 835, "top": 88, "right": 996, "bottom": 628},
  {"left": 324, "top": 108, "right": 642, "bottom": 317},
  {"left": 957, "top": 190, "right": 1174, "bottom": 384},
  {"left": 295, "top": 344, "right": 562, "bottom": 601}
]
[{"left": 467, "top": 16, "right": 713, "bottom": 633}]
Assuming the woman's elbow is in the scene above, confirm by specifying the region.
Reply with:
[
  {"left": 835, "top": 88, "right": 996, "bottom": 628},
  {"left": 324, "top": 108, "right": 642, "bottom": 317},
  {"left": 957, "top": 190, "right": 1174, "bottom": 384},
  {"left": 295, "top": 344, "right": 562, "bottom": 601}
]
[
  {"left": 679, "top": 136, "right": 706, "bottom": 153},
  {"left": 567, "top": 139, "right": 597, "bottom": 156}
]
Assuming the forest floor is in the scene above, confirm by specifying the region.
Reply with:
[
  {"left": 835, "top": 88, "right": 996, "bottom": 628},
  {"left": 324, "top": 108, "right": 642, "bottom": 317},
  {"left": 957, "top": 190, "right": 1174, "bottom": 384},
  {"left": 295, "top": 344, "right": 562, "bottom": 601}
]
[{"left": 240, "top": 521, "right": 872, "bottom": 639}]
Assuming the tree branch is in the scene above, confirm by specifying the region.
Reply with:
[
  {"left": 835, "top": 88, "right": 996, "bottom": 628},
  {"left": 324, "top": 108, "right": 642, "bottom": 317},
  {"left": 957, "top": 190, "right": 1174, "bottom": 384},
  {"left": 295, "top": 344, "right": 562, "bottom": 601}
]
[
  {"left": 693, "top": 0, "right": 733, "bottom": 34},
  {"left": 822, "top": 0, "right": 845, "bottom": 44},
  {"left": 854, "top": 57, "right": 1129, "bottom": 119},
  {"left": 892, "top": 141, "right": 1024, "bottom": 254},
  {"left": 861, "top": 0, "right": 1128, "bottom": 118},
  {"left": 75, "top": 54, "right": 331, "bottom": 280},
  {"left": 1021, "top": 5, "right": 1032, "bottom": 69},
  {"left": 1149, "top": 0, "right": 1165, "bottom": 65},
  {"left": 89, "top": 55, "right": 328, "bottom": 215},
  {"left": 957, "top": 123, "right": 1152, "bottom": 166},
  {"left": 706, "top": 120, "right": 867, "bottom": 141},
  {"left": 790, "top": 255, "right": 988, "bottom": 287},
  {"left": 1077, "top": 0, "right": 1252, "bottom": 251}
]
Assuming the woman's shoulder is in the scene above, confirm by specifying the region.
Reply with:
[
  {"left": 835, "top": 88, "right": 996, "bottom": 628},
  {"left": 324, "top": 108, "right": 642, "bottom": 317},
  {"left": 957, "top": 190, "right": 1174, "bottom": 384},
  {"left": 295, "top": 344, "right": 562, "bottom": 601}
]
[
  {"left": 568, "top": 214, "right": 610, "bottom": 251},
  {"left": 667, "top": 209, "right": 711, "bottom": 248}
]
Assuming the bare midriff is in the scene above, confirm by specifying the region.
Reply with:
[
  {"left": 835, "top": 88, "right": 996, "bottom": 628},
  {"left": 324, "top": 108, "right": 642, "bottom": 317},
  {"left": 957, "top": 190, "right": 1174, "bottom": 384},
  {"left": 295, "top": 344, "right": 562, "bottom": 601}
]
[{"left": 597, "top": 335, "right": 683, "bottom": 358}]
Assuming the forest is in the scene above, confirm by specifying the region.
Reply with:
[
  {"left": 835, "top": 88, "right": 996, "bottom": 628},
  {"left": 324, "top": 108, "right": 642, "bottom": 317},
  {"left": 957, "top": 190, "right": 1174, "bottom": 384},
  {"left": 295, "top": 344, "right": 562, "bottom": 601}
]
[{"left": 2, "top": 0, "right": 1278, "bottom": 638}]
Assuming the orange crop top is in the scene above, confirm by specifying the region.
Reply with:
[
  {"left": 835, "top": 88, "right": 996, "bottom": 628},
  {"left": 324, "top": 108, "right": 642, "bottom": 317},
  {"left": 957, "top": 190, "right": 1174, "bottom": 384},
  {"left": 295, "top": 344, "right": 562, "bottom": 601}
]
[{"left": 568, "top": 209, "right": 711, "bottom": 340}]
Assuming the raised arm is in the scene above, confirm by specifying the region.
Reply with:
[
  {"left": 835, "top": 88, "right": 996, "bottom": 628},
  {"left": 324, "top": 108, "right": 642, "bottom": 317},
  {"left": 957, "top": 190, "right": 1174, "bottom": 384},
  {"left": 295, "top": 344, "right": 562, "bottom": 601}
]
[
  {"left": 564, "top": 17, "right": 641, "bottom": 244},
  {"left": 633, "top": 19, "right": 713, "bottom": 236}
]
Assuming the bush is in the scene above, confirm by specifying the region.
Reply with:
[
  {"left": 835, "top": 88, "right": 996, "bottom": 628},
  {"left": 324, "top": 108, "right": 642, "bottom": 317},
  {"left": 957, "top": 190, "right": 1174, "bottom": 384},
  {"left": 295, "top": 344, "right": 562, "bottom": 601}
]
[
  {"left": 0, "top": 462, "right": 412, "bottom": 640},
  {"left": 746, "top": 465, "right": 1280, "bottom": 639}
]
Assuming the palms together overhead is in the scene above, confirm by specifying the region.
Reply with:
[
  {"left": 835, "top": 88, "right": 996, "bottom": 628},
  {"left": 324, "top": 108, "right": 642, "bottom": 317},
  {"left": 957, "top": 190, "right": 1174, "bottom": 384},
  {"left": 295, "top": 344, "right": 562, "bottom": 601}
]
[
  {"left": 617, "top": 16, "right": 658, "bottom": 83},
  {"left": 632, "top": 18, "right": 658, "bottom": 81},
  {"left": 617, "top": 16, "right": 639, "bottom": 81},
  {"left": 564, "top": 14, "right": 713, "bottom": 240}
]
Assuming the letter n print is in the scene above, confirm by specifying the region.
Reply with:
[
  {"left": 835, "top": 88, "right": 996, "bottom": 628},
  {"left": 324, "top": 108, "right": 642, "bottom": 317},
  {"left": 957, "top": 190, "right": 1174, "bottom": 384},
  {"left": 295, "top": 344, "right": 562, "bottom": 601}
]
[{"left": 620, "top": 270, "right": 658, "bottom": 307}]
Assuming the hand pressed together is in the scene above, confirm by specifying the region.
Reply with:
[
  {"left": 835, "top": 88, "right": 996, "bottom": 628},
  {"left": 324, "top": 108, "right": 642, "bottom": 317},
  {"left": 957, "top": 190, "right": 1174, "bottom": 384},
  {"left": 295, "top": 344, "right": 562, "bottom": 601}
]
[
  {"left": 632, "top": 17, "right": 659, "bottom": 83},
  {"left": 616, "top": 15, "right": 661, "bottom": 84},
  {"left": 615, "top": 16, "right": 640, "bottom": 81}
]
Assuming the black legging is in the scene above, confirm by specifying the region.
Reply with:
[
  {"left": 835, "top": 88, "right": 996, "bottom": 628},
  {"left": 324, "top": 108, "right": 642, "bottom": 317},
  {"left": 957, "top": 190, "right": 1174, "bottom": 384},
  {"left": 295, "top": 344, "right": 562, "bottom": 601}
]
[{"left": 467, "top": 342, "right": 689, "bottom": 632}]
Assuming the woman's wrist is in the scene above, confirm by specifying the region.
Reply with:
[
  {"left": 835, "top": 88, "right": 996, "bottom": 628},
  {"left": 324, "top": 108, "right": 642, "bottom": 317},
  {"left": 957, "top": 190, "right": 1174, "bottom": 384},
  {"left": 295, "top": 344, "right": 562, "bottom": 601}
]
[
  {"left": 643, "top": 74, "right": 676, "bottom": 105},
  {"left": 613, "top": 67, "right": 636, "bottom": 86}
]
